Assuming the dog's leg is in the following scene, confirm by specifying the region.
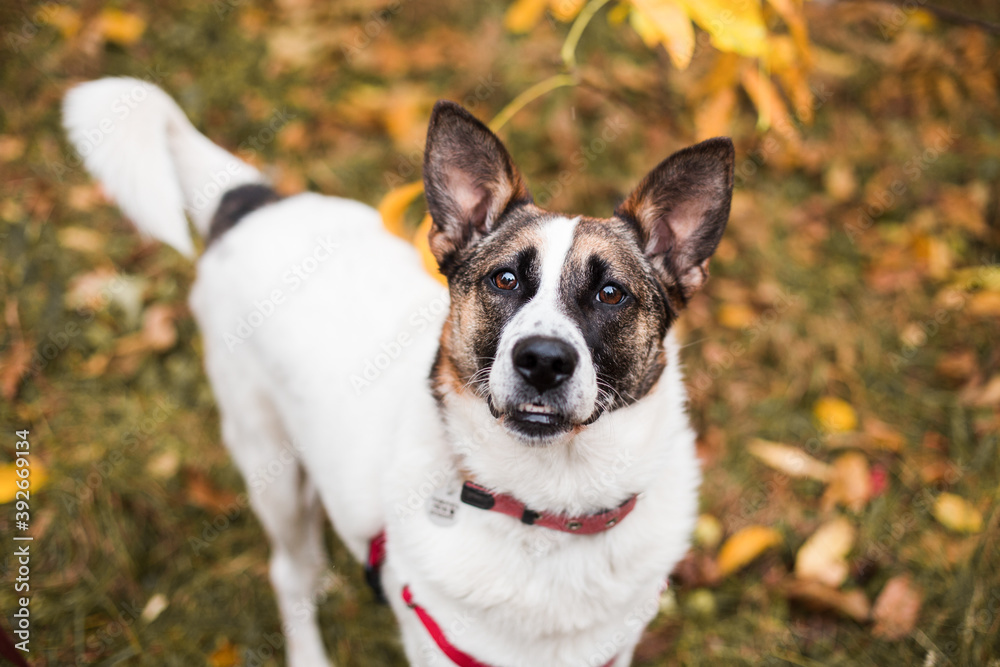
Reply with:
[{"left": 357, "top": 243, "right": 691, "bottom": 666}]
[{"left": 204, "top": 341, "right": 332, "bottom": 667}]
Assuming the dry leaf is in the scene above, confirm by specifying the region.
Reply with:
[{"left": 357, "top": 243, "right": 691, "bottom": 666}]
[
  {"left": 694, "top": 514, "right": 723, "bottom": 549},
  {"left": 814, "top": 396, "right": 858, "bottom": 433},
  {"left": 863, "top": 418, "right": 905, "bottom": 452},
  {"left": 821, "top": 452, "right": 871, "bottom": 512},
  {"left": 782, "top": 578, "right": 871, "bottom": 622},
  {"left": 694, "top": 87, "right": 736, "bottom": 141},
  {"left": 795, "top": 517, "right": 855, "bottom": 587},
  {"left": 0, "top": 339, "right": 32, "bottom": 401},
  {"left": 185, "top": 469, "right": 239, "bottom": 514},
  {"left": 99, "top": 9, "right": 146, "bottom": 46},
  {"left": 142, "top": 304, "right": 178, "bottom": 352},
  {"left": 141, "top": 593, "right": 169, "bottom": 623},
  {"left": 717, "top": 525, "right": 782, "bottom": 577},
  {"left": 824, "top": 161, "right": 857, "bottom": 202},
  {"left": 0, "top": 136, "right": 26, "bottom": 162},
  {"left": 740, "top": 63, "right": 796, "bottom": 138},
  {"left": 968, "top": 290, "right": 1000, "bottom": 316},
  {"left": 550, "top": 0, "right": 586, "bottom": 22},
  {"left": 932, "top": 493, "right": 983, "bottom": 533},
  {"left": 872, "top": 574, "right": 922, "bottom": 640},
  {"left": 57, "top": 227, "right": 105, "bottom": 253},
  {"left": 679, "top": 0, "right": 767, "bottom": 58},
  {"left": 207, "top": 639, "right": 240, "bottom": 667},
  {"left": 748, "top": 439, "right": 832, "bottom": 481},
  {"left": 41, "top": 5, "right": 82, "bottom": 39}
]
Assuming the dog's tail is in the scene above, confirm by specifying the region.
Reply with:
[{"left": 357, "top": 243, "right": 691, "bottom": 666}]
[{"left": 62, "top": 77, "right": 265, "bottom": 257}]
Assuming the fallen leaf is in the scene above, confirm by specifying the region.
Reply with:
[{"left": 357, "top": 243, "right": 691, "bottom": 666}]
[
  {"left": 932, "top": 493, "right": 983, "bottom": 533},
  {"left": 378, "top": 180, "right": 424, "bottom": 239},
  {"left": 694, "top": 514, "right": 723, "bottom": 549},
  {"left": 962, "top": 375, "right": 1000, "bottom": 407},
  {"left": 141, "top": 593, "right": 169, "bottom": 623},
  {"left": 0, "top": 339, "right": 32, "bottom": 401},
  {"left": 57, "top": 227, "right": 105, "bottom": 253},
  {"left": 814, "top": 396, "right": 858, "bottom": 433},
  {"left": 782, "top": 578, "right": 870, "bottom": 622},
  {"left": 871, "top": 574, "right": 922, "bottom": 640},
  {"left": 821, "top": 452, "right": 871, "bottom": 512},
  {"left": 141, "top": 304, "right": 178, "bottom": 352},
  {"left": 968, "top": 290, "right": 1000, "bottom": 316},
  {"left": 550, "top": 0, "right": 586, "bottom": 22},
  {"left": 208, "top": 639, "right": 240, "bottom": 667},
  {"left": 185, "top": 468, "right": 240, "bottom": 514},
  {"left": 41, "top": 5, "right": 82, "bottom": 39},
  {"left": 717, "top": 525, "right": 782, "bottom": 577},
  {"left": 748, "top": 439, "right": 832, "bottom": 481},
  {"left": 0, "top": 135, "right": 26, "bottom": 162},
  {"left": 0, "top": 460, "right": 49, "bottom": 504},
  {"left": 863, "top": 418, "right": 905, "bottom": 452},
  {"left": 98, "top": 9, "right": 146, "bottom": 46},
  {"left": 824, "top": 160, "right": 857, "bottom": 202},
  {"left": 717, "top": 302, "right": 756, "bottom": 329},
  {"left": 795, "top": 517, "right": 855, "bottom": 587}
]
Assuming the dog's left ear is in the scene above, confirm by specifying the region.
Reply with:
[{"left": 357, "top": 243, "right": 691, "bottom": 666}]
[
  {"left": 423, "top": 100, "right": 531, "bottom": 274},
  {"left": 615, "top": 137, "right": 734, "bottom": 302}
]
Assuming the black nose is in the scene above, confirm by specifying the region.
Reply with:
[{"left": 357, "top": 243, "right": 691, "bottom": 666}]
[{"left": 512, "top": 336, "right": 578, "bottom": 392}]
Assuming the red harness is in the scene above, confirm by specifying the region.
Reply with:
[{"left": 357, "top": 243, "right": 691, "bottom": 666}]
[{"left": 367, "top": 481, "right": 638, "bottom": 667}]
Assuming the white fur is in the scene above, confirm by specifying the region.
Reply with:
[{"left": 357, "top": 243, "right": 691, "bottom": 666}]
[
  {"left": 64, "top": 79, "right": 701, "bottom": 667},
  {"left": 63, "top": 77, "right": 263, "bottom": 256}
]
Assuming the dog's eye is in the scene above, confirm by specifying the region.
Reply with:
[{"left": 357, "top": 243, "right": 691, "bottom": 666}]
[
  {"left": 493, "top": 270, "right": 519, "bottom": 291},
  {"left": 597, "top": 284, "right": 626, "bottom": 305}
]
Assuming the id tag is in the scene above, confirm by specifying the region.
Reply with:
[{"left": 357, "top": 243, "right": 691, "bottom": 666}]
[{"left": 426, "top": 481, "right": 462, "bottom": 527}]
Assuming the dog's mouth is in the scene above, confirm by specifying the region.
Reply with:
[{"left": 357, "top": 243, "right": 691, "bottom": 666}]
[{"left": 487, "top": 396, "right": 576, "bottom": 440}]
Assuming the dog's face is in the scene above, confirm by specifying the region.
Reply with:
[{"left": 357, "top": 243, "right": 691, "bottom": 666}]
[{"left": 424, "top": 101, "right": 734, "bottom": 443}]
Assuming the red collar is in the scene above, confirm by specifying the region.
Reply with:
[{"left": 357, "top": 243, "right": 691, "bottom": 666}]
[{"left": 460, "top": 481, "right": 639, "bottom": 535}]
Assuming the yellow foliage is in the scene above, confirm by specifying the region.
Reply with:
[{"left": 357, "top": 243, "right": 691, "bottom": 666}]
[
  {"left": 630, "top": 0, "right": 695, "bottom": 70},
  {"left": 717, "top": 525, "right": 782, "bottom": 576},
  {"left": 677, "top": 0, "right": 767, "bottom": 58},
  {"left": 550, "top": 0, "right": 587, "bottom": 22},
  {"left": 717, "top": 302, "right": 755, "bottom": 329},
  {"left": 813, "top": 396, "right": 858, "bottom": 433},
  {"left": 41, "top": 6, "right": 82, "bottom": 39},
  {"left": 99, "top": 9, "right": 147, "bottom": 46},
  {"left": 505, "top": 0, "right": 550, "bottom": 33},
  {"left": 378, "top": 181, "right": 425, "bottom": 239},
  {"left": 932, "top": 493, "right": 983, "bottom": 533}
]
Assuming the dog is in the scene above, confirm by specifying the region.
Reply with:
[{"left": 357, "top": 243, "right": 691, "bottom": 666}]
[{"left": 63, "top": 77, "right": 734, "bottom": 667}]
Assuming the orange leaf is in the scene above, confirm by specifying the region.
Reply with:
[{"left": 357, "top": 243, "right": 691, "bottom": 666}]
[
  {"left": 813, "top": 396, "right": 858, "bottom": 433},
  {"left": 717, "top": 525, "right": 782, "bottom": 576},
  {"left": 740, "top": 63, "right": 797, "bottom": 141},
  {"left": 549, "top": 0, "right": 586, "bottom": 22},
  {"left": 821, "top": 452, "right": 871, "bottom": 513},
  {"left": 694, "top": 87, "right": 736, "bottom": 141},
  {"left": 378, "top": 181, "right": 425, "bottom": 239},
  {"left": 747, "top": 439, "right": 832, "bottom": 481},
  {"left": 413, "top": 214, "right": 447, "bottom": 286},
  {"left": 0, "top": 460, "right": 49, "bottom": 505}
]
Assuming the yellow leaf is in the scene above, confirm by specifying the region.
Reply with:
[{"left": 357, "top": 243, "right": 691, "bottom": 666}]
[
  {"left": 378, "top": 181, "right": 425, "bottom": 239},
  {"left": 748, "top": 439, "right": 832, "bottom": 481},
  {"left": 968, "top": 290, "right": 1000, "bottom": 316},
  {"left": 717, "top": 525, "right": 782, "bottom": 576},
  {"left": 58, "top": 227, "right": 105, "bottom": 253},
  {"left": 0, "top": 460, "right": 48, "bottom": 505},
  {"left": 630, "top": 0, "right": 695, "bottom": 69},
  {"left": 717, "top": 302, "right": 755, "bottom": 329},
  {"left": 505, "top": 0, "right": 549, "bottom": 33},
  {"left": 795, "top": 517, "right": 855, "bottom": 587},
  {"left": 549, "top": 0, "right": 586, "bottom": 22},
  {"left": 677, "top": 0, "right": 767, "bottom": 58},
  {"left": 932, "top": 493, "right": 983, "bottom": 533},
  {"left": 740, "top": 63, "right": 796, "bottom": 139},
  {"left": 413, "top": 214, "right": 447, "bottom": 286},
  {"left": 813, "top": 396, "right": 858, "bottom": 433},
  {"left": 41, "top": 5, "right": 82, "bottom": 39},
  {"left": 99, "top": 9, "right": 146, "bottom": 46}
]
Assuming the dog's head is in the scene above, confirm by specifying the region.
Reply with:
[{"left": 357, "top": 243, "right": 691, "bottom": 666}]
[{"left": 424, "top": 101, "right": 733, "bottom": 444}]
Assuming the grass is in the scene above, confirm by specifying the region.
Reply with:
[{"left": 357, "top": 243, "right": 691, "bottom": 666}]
[{"left": 0, "top": 0, "right": 998, "bottom": 665}]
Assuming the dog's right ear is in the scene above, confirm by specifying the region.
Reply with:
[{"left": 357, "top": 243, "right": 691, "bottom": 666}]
[{"left": 423, "top": 100, "right": 531, "bottom": 274}]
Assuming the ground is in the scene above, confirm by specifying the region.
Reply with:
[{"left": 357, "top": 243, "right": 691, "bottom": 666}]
[{"left": 0, "top": 0, "right": 999, "bottom": 665}]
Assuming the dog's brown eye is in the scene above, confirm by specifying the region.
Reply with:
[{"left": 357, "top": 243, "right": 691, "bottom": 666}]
[
  {"left": 598, "top": 284, "right": 625, "bottom": 305},
  {"left": 493, "top": 270, "right": 518, "bottom": 291}
]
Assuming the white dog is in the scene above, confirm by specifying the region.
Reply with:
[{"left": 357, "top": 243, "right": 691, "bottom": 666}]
[{"left": 63, "top": 77, "right": 733, "bottom": 667}]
